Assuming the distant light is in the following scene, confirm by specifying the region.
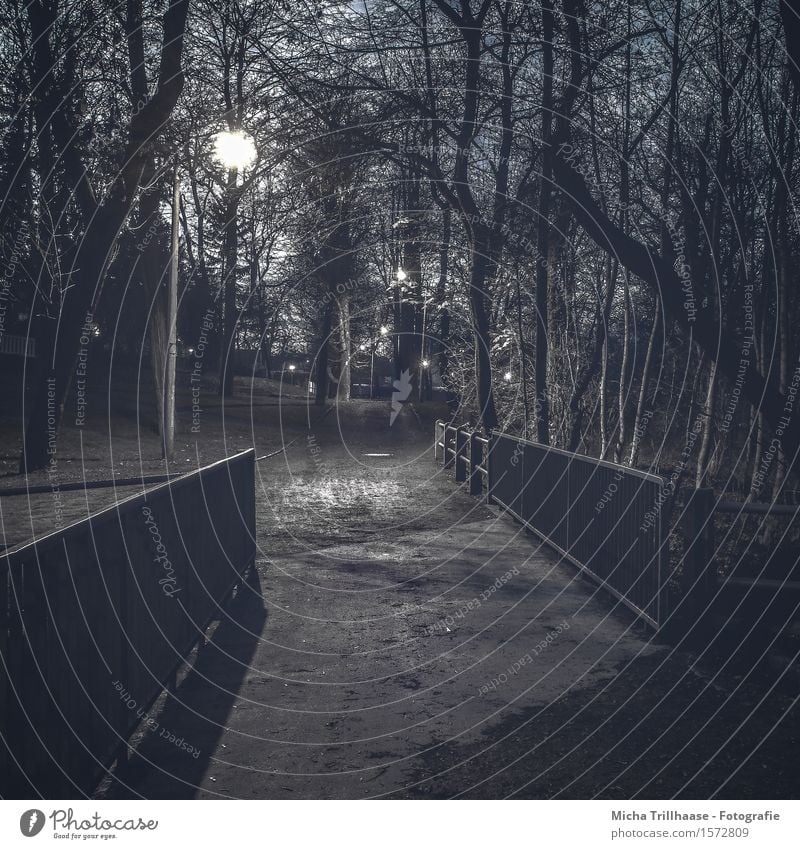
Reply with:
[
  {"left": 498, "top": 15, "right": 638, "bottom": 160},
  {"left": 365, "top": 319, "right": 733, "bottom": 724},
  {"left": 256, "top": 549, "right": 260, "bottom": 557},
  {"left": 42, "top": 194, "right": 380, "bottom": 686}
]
[
  {"left": 380, "top": 326, "right": 389, "bottom": 336},
  {"left": 422, "top": 359, "right": 429, "bottom": 368},
  {"left": 92, "top": 326, "right": 101, "bottom": 337},
  {"left": 504, "top": 371, "right": 512, "bottom": 381},
  {"left": 288, "top": 364, "right": 296, "bottom": 371},
  {"left": 187, "top": 347, "right": 195, "bottom": 355},
  {"left": 363, "top": 453, "right": 393, "bottom": 457},
  {"left": 213, "top": 130, "right": 257, "bottom": 170},
  {"left": 359, "top": 344, "right": 366, "bottom": 351},
  {"left": 396, "top": 268, "right": 407, "bottom": 282}
]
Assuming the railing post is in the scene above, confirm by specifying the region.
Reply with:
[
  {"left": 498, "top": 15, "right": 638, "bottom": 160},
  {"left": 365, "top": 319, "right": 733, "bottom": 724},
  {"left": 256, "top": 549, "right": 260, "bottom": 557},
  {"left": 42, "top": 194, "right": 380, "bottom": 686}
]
[
  {"left": 469, "top": 431, "right": 482, "bottom": 495},
  {"left": 454, "top": 428, "right": 467, "bottom": 482},
  {"left": 434, "top": 420, "right": 441, "bottom": 462},
  {"left": 683, "top": 487, "right": 717, "bottom": 636},
  {"left": 444, "top": 427, "right": 454, "bottom": 468}
]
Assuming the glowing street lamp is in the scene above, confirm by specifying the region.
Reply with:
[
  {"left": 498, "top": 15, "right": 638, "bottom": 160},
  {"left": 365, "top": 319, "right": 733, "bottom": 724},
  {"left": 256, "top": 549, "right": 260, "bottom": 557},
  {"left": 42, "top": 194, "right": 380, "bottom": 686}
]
[
  {"left": 380, "top": 325, "right": 389, "bottom": 336},
  {"left": 504, "top": 371, "right": 512, "bottom": 382},
  {"left": 396, "top": 268, "right": 408, "bottom": 282},
  {"left": 213, "top": 130, "right": 257, "bottom": 171},
  {"left": 421, "top": 359, "right": 430, "bottom": 368}
]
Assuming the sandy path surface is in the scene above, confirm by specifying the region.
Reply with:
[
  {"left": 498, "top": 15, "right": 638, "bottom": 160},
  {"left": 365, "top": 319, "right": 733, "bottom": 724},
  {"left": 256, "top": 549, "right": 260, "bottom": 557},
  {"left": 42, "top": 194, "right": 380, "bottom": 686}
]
[{"left": 99, "top": 403, "right": 800, "bottom": 799}]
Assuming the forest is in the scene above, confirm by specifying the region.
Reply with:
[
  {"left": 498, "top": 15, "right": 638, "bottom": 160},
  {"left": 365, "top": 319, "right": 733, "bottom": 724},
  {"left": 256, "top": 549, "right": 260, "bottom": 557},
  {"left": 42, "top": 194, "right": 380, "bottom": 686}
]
[{"left": 2, "top": 0, "right": 799, "bottom": 502}]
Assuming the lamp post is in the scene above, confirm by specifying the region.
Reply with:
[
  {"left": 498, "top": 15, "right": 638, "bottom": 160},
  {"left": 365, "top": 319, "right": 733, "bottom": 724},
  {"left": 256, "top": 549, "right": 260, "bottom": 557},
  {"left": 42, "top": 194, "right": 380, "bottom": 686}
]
[
  {"left": 376, "top": 325, "right": 390, "bottom": 398},
  {"left": 369, "top": 345, "right": 376, "bottom": 399},
  {"left": 213, "top": 129, "right": 256, "bottom": 398},
  {"left": 165, "top": 160, "right": 180, "bottom": 460}
]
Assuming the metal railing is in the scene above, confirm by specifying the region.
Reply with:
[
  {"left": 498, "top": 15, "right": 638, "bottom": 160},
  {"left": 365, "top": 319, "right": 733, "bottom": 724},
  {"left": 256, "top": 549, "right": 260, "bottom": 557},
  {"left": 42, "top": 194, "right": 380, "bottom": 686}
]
[
  {"left": 435, "top": 422, "right": 669, "bottom": 630},
  {"left": 435, "top": 421, "right": 490, "bottom": 496},
  {"left": 0, "top": 449, "right": 256, "bottom": 797}
]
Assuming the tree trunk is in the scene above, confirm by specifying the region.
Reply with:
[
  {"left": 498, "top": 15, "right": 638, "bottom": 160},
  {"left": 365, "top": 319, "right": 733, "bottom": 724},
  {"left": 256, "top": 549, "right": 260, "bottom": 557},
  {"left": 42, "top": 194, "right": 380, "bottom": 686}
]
[
  {"left": 599, "top": 256, "right": 618, "bottom": 458},
  {"left": 435, "top": 206, "right": 451, "bottom": 380},
  {"left": 470, "top": 235, "right": 498, "bottom": 432},
  {"left": 628, "top": 296, "right": 661, "bottom": 466},
  {"left": 772, "top": 254, "right": 789, "bottom": 498},
  {"left": 336, "top": 292, "right": 351, "bottom": 402},
  {"left": 134, "top": 179, "right": 171, "bottom": 437},
  {"left": 314, "top": 304, "right": 333, "bottom": 406},
  {"left": 567, "top": 257, "right": 616, "bottom": 452},
  {"left": 599, "top": 336, "right": 610, "bottom": 459},
  {"left": 695, "top": 356, "right": 718, "bottom": 488},
  {"left": 750, "top": 264, "right": 768, "bottom": 497},
  {"left": 613, "top": 272, "right": 631, "bottom": 464},
  {"left": 395, "top": 212, "right": 421, "bottom": 381},
  {"left": 534, "top": 0, "right": 555, "bottom": 445},
  {"left": 613, "top": 5, "right": 633, "bottom": 466}
]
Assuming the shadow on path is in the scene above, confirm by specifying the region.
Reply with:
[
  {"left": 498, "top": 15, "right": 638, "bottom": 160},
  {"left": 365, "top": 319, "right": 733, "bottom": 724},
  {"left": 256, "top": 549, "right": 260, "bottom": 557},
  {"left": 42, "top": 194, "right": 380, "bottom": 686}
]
[{"left": 105, "top": 568, "right": 267, "bottom": 798}]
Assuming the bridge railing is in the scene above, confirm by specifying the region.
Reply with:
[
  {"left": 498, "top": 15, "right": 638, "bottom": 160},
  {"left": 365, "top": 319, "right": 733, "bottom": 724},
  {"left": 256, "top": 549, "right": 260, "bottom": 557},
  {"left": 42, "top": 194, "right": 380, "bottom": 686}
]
[
  {"left": 435, "top": 422, "right": 669, "bottom": 630},
  {"left": 0, "top": 448, "right": 256, "bottom": 798}
]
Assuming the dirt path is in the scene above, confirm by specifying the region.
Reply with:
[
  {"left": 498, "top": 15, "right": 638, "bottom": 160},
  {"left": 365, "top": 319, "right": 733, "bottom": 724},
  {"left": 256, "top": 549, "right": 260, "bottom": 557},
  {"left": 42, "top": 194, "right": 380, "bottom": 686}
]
[{"left": 101, "top": 402, "right": 800, "bottom": 799}]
